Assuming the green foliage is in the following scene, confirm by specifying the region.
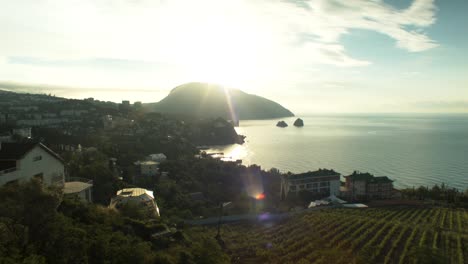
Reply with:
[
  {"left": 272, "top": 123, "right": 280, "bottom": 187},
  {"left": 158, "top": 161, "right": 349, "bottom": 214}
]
[
  {"left": 156, "top": 158, "right": 282, "bottom": 220},
  {"left": 67, "top": 149, "right": 127, "bottom": 205},
  {"left": 0, "top": 181, "right": 229, "bottom": 264},
  {"left": 401, "top": 184, "right": 468, "bottom": 207}
]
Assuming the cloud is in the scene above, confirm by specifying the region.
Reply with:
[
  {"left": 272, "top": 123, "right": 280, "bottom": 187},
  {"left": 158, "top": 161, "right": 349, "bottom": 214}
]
[
  {"left": 285, "top": 0, "right": 438, "bottom": 52},
  {"left": 0, "top": 0, "right": 439, "bottom": 89}
]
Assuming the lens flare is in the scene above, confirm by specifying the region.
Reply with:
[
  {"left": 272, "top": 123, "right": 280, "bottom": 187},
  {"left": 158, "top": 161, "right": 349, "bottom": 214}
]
[
  {"left": 222, "top": 87, "right": 238, "bottom": 124},
  {"left": 255, "top": 193, "right": 265, "bottom": 200}
]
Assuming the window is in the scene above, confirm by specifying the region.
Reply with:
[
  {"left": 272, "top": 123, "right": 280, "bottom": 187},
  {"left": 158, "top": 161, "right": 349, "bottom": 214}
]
[
  {"left": 290, "top": 186, "right": 297, "bottom": 191},
  {"left": 33, "top": 155, "right": 42, "bottom": 162},
  {"left": 306, "top": 183, "right": 312, "bottom": 189}
]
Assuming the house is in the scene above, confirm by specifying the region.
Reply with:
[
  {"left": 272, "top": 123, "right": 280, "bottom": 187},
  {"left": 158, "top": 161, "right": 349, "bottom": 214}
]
[
  {"left": 102, "top": 115, "right": 114, "bottom": 129},
  {"left": 12, "top": 127, "right": 32, "bottom": 139},
  {"left": 109, "top": 188, "right": 160, "bottom": 217},
  {"left": 119, "top": 100, "right": 131, "bottom": 111},
  {"left": 0, "top": 142, "right": 65, "bottom": 187},
  {"left": 133, "top": 101, "right": 142, "bottom": 109},
  {"left": 344, "top": 171, "right": 394, "bottom": 200},
  {"left": 134, "top": 160, "right": 159, "bottom": 176},
  {"left": 281, "top": 169, "right": 341, "bottom": 199},
  {"left": 147, "top": 153, "right": 167, "bottom": 163},
  {"left": 63, "top": 177, "right": 93, "bottom": 203}
]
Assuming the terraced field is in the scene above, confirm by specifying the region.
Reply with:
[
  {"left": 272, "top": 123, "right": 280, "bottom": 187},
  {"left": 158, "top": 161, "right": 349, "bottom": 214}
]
[{"left": 212, "top": 208, "right": 467, "bottom": 264}]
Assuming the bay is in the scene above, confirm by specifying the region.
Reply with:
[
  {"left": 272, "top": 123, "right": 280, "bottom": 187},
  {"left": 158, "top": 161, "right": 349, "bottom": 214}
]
[{"left": 207, "top": 114, "right": 468, "bottom": 190}]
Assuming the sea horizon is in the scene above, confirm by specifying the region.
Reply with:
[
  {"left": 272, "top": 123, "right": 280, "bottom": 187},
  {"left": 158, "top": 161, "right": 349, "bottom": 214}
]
[{"left": 207, "top": 114, "right": 468, "bottom": 190}]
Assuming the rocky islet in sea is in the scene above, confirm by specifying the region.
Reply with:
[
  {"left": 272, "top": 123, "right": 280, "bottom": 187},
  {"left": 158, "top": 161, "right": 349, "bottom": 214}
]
[
  {"left": 293, "top": 118, "right": 304, "bottom": 127},
  {"left": 276, "top": 120, "right": 288, "bottom": 127}
]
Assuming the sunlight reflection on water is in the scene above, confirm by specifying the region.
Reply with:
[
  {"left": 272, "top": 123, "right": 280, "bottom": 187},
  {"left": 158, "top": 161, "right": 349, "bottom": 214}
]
[{"left": 206, "top": 115, "right": 468, "bottom": 190}]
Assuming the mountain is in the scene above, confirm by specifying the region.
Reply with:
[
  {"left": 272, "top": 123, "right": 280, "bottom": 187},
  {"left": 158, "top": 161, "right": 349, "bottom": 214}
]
[{"left": 144, "top": 83, "right": 294, "bottom": 120}]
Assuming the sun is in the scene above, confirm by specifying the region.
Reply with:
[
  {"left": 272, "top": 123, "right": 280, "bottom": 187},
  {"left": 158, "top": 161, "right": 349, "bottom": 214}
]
[
  {"left": 157, "top": 1, "right": 272, "bottom": 91},
  {"left": 182, "top": 24, "right": 262, "bottom": 90}
]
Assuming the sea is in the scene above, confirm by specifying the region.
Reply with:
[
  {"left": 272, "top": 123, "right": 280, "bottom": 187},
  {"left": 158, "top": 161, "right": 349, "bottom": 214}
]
[{"left": 207, "top": 114, "right": 468, "bottom": 190}]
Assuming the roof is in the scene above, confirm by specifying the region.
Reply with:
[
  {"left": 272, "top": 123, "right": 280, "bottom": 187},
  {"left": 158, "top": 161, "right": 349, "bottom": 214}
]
[
  {"left": 0, "top": 142, "right": 38, "bottom": 160},
  {"left": 116, "top": 188, "right": 154, "bottom": 199},
  {"left": 345, "top": 172, "right": 393, "bottom": 183},
  {"left": 369, "top": 176, "right": 394, "bottom": 183},
  {"left": 0, "top": 160, "right": 16, "bottom": 171},
  {"left": 345, "top": 172, "right": 374, "bottom": 181},
  {"left": 64, "top": 181, "right": 93, "bottom": 194},
  {"left": 288, "top": 169, "right": 340, "bottom": 180},
  {"left": 0, "top": 142, "right": 63, "bottom": 163}
]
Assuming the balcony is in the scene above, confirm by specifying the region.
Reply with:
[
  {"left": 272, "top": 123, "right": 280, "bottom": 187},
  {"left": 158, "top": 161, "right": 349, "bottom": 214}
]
[
  {"left": 0, "top": 167, "right": 20, "bottom": 186},
  {"left": 0, "top": 167, "right": 17, "bottom": 175}
]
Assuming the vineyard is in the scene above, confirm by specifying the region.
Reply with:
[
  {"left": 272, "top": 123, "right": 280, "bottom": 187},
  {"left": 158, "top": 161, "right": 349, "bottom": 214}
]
[{"left": 208, "top": 207, "right": 467, "bottom": 264}]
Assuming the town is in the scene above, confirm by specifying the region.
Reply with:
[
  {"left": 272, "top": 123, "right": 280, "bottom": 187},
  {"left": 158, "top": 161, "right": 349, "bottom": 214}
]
[
  {"left": 0, "top": 91, "right": 405, "bottom": 215},
  {"left": 1, "top": 90, "right": 467, "bottom": 263}
]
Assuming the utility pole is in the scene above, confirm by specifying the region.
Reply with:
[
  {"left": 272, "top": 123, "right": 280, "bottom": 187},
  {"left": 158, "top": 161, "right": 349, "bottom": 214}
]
[{"left": 215, "top": 201, "right": 231, "bottom": 247}]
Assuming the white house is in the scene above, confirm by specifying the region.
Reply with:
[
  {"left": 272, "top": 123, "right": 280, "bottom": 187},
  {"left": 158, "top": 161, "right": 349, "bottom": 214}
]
[
  {"left": 280, "top": 169, "right": 341, "bottom": 199},
  {"left": 0, "top": 142, "right": 65, "bottom": 187},
  {"left": 109, "top": 188, "right": 160, "bottom": 217}
]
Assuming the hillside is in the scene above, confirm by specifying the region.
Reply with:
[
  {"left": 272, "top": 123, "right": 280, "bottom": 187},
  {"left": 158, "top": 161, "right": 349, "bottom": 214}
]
[
  {"left": 206, "top": 207, "right": 467, "bottom": 264},
  {"left": 144, "top": 82, "right": 294, "bottom": 120}
]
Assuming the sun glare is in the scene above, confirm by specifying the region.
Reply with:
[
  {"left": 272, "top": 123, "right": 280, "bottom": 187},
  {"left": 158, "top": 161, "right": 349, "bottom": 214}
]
[
  {"left": 255, "top": 193, "right": 265, "bottom": 200},
  {"left": 156, "top": 1, "right": 272, "bottom": 90}
]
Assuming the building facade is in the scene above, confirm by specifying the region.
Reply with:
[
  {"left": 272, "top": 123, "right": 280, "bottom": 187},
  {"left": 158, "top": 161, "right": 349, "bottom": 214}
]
[
  {"left": 0, "top": 142, "right": 65, "bottom": 187},
  {"left": 281, "top": 169, "right": 341, "bottom": 199},
  {"left": 134, "top": 160, "right": 159, "bottom": 176},
  {"left": 344, "top": 171, "right": 394, "bottom": 199}
]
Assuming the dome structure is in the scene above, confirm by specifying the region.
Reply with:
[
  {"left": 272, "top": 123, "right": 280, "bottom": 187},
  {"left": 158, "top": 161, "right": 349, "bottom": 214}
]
[{"left": 109, "top": 188, "right": 160, "bottom": 217}]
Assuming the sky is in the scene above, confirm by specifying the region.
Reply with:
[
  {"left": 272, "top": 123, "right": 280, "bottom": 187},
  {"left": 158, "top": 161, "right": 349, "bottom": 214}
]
[{"left": 0, "top": 0, "right": 467, "bottom": 114}]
